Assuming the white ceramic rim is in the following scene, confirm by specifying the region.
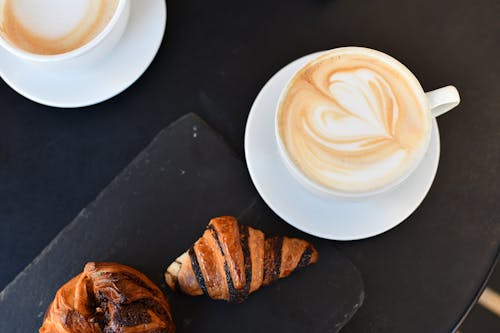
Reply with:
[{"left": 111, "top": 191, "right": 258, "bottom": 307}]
[
  {"left": 0, "top": 0, "right": 128, "bottom": 62},
  {"left": 274, "top": 46, "right": 433, "bottom": 199},
  {"left": 244, "top": 51, "right": 441, "bottom": 240}
]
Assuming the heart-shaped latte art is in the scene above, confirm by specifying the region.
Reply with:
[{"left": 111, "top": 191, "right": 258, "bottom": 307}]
[
  {"left": 306, "top": 68, "right": 399, "bottom": 153},
  {"left": 278, "top": 52, "right": 429, "bottom": 193}
]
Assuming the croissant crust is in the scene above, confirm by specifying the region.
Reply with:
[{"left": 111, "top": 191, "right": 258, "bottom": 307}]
[
  {"left": 165, "top": 216, "right": 318, "bottom": 303},
  {"left": 40, "top": 262, "right": 175, "bottom": 333}
]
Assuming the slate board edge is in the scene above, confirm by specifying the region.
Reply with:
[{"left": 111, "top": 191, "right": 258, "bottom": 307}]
[
  {"left": 0, "top": 113, "right": 205, "bottom": 301},
  {"left": 337, "top": 288, "right": 365, "bottom": 332}
]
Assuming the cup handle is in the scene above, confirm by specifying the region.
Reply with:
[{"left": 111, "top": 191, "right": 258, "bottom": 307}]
[{"left": 425, "top": 85, "right": 460, "bottom": 117}]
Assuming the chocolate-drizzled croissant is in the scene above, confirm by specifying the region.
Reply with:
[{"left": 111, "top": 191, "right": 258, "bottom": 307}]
[
  {"left": 40, "top": 262, "right": 175, "bottom": 333},
  {"left": 165, "top": 216, "right": 318, "bottom": 303}
]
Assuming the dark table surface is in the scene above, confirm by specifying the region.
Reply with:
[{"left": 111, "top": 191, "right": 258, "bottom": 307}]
[{"left": 1, "top": 0, "right": 499, "bottom": 332}]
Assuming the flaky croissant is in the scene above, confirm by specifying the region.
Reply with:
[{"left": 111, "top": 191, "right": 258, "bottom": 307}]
[
  {"left": 165, "top": 216, "right": 318, "bottom": 303},
  {"left": 40, "top": 262, "right": 175, "bottom": 333}
]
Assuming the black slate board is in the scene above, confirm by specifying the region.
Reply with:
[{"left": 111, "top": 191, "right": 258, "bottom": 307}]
[{"left": 0, "top": 114, "right": 364, "bottom": 333}]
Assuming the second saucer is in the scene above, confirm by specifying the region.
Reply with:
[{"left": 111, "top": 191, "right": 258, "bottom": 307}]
[{"left": 0, "top": 0, "right": 167, "bottom": 108}]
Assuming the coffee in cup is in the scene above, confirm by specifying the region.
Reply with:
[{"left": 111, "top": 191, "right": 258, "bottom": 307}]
[
  {"left": 276, "top": 47, "right": 458, "bottom": 197},
  {"left": 0, "top": 0, "right": 119, "bottom": 55}
]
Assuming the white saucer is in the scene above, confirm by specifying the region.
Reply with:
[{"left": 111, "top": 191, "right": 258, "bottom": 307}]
[
  {"left": 0, "top": 0, "right": 166, "bottom": 108},
  {"left": 244, "top": 53, "right": 440, "bottom": 241}
]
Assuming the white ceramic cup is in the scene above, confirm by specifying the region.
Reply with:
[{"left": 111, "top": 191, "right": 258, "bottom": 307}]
[
  {"left": 0, "top": 0, "right": 130, "bottom": 70},
  {"left": 275, "top": 47, "right": 460, "bottom": 200}
]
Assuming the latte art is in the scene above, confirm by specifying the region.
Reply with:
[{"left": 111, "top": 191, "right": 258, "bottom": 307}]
[
  {"left": 0, "top": 0, "right": 119, "bottom": 55},
  {"left": 278, "top": 51, "right": 430, "bottom": 193}
]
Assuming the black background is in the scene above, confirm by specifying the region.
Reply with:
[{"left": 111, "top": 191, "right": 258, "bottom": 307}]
[{"left": 1, "top": 0, "right": 499, "bottom": 332}]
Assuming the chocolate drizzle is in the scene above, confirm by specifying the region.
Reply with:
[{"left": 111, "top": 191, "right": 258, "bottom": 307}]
[
  {"left": 208, "top": 225, "right": 239, "bottom": 303},
  {"left": 238, "top": 224, "right": 252, "bottom": 302},
  {"left": 189, "top": 247, "right": 208, "bottom": 295},
  {"left": 296, "top": 245, "right": 314, "bottom": 270},
  {"left": 263, "top": 236, "right": 284, "bottom": 285}
]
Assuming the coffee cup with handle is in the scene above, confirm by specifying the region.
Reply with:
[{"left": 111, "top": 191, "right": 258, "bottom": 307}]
[{"left": 275, "top": 47, "right": 460, "bottom": 199}]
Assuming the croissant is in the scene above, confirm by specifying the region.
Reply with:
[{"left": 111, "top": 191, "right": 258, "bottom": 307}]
[
  {"left": 165, "top": 216, "right": 318, "bottom": 303},
  {"left": 40, "top": 262, "right": 175, "bottom": 333}
]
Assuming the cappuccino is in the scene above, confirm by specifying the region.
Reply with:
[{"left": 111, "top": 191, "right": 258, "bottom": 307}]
[
  {"left": 277, "top": 48, "right": 431, "bottom": 194},
  {"left": 0, "top": 0, "right": 119, "bottom": 55}
]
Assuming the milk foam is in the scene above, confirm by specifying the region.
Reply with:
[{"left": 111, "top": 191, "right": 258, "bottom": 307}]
[
  {"left": 278, "top": 50, "right": 430, "bottom": 193},
  {"left": 10, "top": 0, "right": 91, "bottom": 38},
  {"left": 0, "top": 0, "right": 119, "bottom": 55}
]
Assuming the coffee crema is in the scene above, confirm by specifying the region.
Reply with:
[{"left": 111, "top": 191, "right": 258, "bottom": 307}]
[
  {"left": 0, "top": 0, "right": 119, "bottom": 55},
  {"left": 278, "top": 50, "right": 430, "bottom": 193}
]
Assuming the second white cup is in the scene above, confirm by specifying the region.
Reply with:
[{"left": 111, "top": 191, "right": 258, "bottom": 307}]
[{"left": 0, "top": 0, "right": 130, "bottom": 70}]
